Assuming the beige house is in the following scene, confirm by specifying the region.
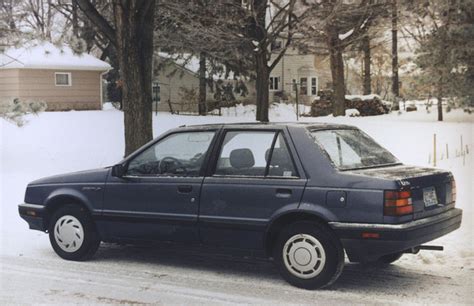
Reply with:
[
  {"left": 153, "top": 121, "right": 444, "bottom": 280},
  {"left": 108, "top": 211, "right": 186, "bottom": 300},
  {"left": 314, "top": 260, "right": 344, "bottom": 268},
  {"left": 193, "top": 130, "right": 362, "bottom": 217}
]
[
  {"left": 153, "top": 53, "right": 203, "bottom": 113},
  {"left": 0, "top": 42, "right": 110, "bottom": 111},
  {"left": 268, "top": 45, "right": 335, "bottom": 106},
  {"left": 153, "top": 53, "right": 255, "bottom": 113},
  {"left": 153, "top": 47, "right": 364, "bottom": 113}
]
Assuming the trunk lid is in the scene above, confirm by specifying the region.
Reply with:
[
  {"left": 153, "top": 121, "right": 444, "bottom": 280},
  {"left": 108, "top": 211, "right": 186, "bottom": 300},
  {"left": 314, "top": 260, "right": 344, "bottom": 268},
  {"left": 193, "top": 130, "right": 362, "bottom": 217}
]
[{"left": 347, "top": 165, "right": 455, "bottom": 220}]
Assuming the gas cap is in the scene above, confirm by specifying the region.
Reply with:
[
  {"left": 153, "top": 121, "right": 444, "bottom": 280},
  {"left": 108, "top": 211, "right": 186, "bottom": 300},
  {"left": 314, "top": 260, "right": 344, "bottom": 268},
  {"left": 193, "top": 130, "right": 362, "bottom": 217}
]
[{"left": 326, "top": 191, "right": 347, "bottom": 207}]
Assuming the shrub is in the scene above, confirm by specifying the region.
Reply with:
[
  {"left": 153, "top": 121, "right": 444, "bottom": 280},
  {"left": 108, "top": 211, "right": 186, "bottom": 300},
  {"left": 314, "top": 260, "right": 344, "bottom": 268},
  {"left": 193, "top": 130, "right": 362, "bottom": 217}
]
[{"left": 0, "top": 97, "right": 47, "bottom": 126}]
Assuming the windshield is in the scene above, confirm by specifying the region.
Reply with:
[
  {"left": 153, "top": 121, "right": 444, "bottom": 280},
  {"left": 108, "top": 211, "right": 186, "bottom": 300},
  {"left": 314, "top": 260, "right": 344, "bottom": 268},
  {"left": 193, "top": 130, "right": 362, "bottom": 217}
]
[{"left": 310, "top": 129, "right": 399, "bottom": 170}]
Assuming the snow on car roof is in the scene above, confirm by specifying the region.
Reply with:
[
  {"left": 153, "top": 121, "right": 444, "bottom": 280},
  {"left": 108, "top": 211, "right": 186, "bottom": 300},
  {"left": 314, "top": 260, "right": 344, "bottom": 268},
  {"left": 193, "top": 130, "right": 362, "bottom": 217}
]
[{"left": 0, "top": 42, "right": 111, "bottom": 71}]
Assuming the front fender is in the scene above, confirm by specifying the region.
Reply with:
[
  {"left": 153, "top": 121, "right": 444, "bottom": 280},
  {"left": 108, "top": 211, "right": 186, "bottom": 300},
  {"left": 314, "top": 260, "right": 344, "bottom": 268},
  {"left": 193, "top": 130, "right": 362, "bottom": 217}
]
[{"left": 44, "top": 187, "right": 98, "bottom": 213}]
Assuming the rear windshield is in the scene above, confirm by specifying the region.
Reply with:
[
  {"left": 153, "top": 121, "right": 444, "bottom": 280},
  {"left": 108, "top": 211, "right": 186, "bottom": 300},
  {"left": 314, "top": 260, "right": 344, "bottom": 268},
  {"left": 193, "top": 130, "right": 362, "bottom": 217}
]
[{"left": 310, "top": 129, "right": 399, "bottom": 170}]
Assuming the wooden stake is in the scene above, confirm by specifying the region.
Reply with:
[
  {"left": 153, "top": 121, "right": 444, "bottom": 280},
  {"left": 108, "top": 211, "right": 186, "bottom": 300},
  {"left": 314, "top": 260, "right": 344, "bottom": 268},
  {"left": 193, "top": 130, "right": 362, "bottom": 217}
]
[
  {"left": 433, "top": 133, "right": 437, "bottom": 167},
  {"left": 446, "top": 143, "right": 449, "bottom": 159}
]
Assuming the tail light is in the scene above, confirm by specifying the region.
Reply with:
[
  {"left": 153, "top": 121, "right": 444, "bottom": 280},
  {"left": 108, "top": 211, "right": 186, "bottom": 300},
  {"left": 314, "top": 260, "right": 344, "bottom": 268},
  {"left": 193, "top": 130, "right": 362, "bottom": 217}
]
[
  {"left": 384, "top": 190, "right": 413, "bottom": 216},
  {"left": 451, "top": 180, "right": 456, "bottom": 204}
]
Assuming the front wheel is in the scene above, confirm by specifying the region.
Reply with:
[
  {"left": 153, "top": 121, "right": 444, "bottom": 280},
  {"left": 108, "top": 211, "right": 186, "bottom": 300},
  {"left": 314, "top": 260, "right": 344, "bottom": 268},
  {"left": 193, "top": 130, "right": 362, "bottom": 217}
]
[
  {"left": 273, "top": 221, "right": 344, "bottom": 290},
  {"left": 48, "top": 204, "right": 100, "bottom": 261}
]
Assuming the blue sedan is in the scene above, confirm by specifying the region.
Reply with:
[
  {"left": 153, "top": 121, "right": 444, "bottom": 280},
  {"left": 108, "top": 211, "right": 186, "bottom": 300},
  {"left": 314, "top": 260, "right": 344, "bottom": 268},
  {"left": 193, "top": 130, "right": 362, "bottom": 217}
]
[{"left": 19, "top": 123, "right": 462, "bottom": 289}]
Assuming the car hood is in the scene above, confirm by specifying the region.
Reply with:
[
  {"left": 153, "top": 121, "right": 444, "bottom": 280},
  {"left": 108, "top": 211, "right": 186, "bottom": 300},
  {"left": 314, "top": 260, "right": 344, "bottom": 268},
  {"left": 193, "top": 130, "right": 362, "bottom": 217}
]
[{"left": 29, "top": 167, "right": 110, "bottom": 185}]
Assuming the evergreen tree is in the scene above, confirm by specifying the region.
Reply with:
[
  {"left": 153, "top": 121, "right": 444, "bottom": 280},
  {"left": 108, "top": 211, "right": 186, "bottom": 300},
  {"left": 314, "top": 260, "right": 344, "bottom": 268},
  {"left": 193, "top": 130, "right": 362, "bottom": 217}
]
[{"left": 414, "top": 0, "right": 473, "bottom": 120}]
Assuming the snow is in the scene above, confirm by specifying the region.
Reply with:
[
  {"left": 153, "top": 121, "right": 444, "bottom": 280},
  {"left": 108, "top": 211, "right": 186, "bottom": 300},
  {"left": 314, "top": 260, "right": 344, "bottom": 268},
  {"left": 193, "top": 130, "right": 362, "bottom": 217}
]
[
  {"left": 102, "top": 102, "right": 117, "bottom": 111},
  {"left": 346, "top": 94, "right": 382, "bottom": 101},
  {"left": 339, "top": 28, "right": 354, "bottom": 40},
  {"left": 158, "top": 52, "right": 234, "bottom": 80},
  {"left": 0, "top": 42, "right": 111, "bottom": 71},
  {"left": 1, "top": 105, "right": 473, "bottom": 303},
  {"left": 345, "top": 108, "right": 360, "bottom": 117}
]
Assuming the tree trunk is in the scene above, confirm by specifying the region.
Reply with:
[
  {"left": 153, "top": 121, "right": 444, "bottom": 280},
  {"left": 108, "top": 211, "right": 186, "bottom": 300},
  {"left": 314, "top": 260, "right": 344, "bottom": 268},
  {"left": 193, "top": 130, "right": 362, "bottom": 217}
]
[
  {"left": 327, "top": 30, "right": 346, "bottom": 116},
  {"left": 72, "top": 1, "right": 79, "bottom": 36},
  {"left": 198, "top": 52, "right": 207, "bottom": 115},
  {"left": 114, "top": 1, "right": 155, "bottom": 156},
  {"left": 255, "top": 52, "right": 270, "bottom": 122},
  {"left": 362, "top": 35, "right": 371, "bottom": 95},
  {"left": 436, "top": 81, "right": 443, "bottom": 122},
  {"left": 391, "top": 0, "right": 399, "bottom": 99}
]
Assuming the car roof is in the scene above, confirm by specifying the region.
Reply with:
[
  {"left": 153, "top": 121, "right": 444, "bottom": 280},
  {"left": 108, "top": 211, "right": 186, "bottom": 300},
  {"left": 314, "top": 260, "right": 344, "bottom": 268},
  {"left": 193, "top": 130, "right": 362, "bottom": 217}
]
[{"left": 179, "top": 122, "right": 357, "bottom": 131}]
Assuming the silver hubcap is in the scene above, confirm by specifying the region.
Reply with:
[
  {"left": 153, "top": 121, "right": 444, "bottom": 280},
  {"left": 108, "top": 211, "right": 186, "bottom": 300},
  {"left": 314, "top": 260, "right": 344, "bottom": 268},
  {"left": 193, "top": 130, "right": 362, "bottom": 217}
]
[
  {"left": 283, "top": 234, "right": 326, "bottom": 279},
  {"left": 54, "top": 215, "right": 84, "bottom": 252}
]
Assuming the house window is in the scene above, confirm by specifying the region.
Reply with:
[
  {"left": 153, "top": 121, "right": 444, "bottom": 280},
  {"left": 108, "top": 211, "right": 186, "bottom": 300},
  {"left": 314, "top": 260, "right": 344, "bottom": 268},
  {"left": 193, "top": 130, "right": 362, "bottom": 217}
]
[
  {"left": 55, "top": 72, "right": 71, "bottom": 86},
  {"left": 269, "top": 76, "right": 280, "bottom": 91},
  {"left": 300, "top": 77, "right": 307, "bottom": 95},
  {"left": 152, "top": 82, "right": 160, "bottom": 102},
  {"left": 311, "top": 77, "right": 318, "bottom": 95},
  {"left": 271, "top": 41, "right": 282, "bottom": 51}
]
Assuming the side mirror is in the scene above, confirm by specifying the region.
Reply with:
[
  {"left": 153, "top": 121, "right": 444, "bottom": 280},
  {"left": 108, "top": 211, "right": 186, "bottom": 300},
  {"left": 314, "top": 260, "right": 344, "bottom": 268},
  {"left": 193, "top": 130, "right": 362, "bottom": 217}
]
[{"left": 111, "top": 164, "right": 126, "bottom": 178}]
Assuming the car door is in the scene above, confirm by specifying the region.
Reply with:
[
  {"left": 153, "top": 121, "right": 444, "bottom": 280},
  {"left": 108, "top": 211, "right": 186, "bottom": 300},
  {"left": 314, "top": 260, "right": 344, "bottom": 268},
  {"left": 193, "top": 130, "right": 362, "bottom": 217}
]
[
  {"left": 101, "top": 130, "right": 217, "bottom": 243},
  {"left": 199, "top": 128, "right": 307, "bottom": 250}
]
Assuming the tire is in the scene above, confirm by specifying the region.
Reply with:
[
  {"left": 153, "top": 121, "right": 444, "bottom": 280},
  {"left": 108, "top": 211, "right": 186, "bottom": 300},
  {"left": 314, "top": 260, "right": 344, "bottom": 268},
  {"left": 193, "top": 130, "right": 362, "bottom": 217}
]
[
  {"left": 48, "top": 204, "right": 100, "bottom": 261},
  {"left": 273, "top": 221, "right": 344, "bottom": 290},
  {"left": 376, "top": 252, "right": 403, "bottom": 265}
]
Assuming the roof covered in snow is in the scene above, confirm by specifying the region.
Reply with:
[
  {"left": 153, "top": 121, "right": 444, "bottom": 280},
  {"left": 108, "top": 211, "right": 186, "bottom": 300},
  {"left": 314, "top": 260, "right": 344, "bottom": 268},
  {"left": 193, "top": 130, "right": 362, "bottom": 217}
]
[
  {"left": 0, "top": 42, "right": 111, "bottom": 71},
  {"left": 157, "top": 52, "right": 236, "bottom": 80}
]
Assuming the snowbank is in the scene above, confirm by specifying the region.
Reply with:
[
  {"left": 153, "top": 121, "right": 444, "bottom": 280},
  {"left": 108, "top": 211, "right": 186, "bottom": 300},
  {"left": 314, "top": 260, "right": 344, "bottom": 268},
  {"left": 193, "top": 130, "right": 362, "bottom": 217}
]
[{"left": 0, "top": 105, "right": 472, "bottom": 303}]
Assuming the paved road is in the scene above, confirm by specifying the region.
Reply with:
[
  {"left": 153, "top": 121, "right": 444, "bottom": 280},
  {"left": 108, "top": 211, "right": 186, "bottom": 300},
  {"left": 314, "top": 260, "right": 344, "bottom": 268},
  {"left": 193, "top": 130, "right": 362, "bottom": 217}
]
[{"left": 1, "top": 241, "right": 472, "bottom": 305}]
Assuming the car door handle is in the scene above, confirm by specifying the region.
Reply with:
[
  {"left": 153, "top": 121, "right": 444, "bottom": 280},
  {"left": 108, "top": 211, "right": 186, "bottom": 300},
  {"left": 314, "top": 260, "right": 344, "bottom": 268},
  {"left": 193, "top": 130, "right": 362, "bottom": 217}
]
[
  {"left": 276, "top": 188, "right": 292, "bottom": 198},
  {"left": 177, "top": 185, "right": 193, "bottom": 193}
]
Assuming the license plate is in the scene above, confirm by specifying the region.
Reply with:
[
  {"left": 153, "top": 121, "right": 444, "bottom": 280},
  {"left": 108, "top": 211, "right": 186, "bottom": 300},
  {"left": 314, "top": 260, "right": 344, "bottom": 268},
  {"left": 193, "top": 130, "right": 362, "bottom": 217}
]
[{"left": 423, "top": 187, "right": 438, "bottom": 207}]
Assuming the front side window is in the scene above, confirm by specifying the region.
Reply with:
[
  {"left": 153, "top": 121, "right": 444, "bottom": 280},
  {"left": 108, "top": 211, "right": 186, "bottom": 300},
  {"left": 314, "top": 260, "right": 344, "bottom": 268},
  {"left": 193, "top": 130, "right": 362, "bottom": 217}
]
[
  {"left": 215, "top": 131, "right": 297, "bottom": 177},
  {"left": 127, "top": 131, "right": 215, "bottom": 176},
  {"left": 311, "top": 129, "right": 399, "bottom": 170},
  {"left": 55, "top": 72, "right": 71, "bottom": 86}
]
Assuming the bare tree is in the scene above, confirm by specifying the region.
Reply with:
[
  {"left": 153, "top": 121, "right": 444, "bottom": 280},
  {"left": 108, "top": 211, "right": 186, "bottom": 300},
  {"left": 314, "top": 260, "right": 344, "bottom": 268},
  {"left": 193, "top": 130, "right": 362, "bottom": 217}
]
[
  {"left": 300, "top": 0, "right": 385, "bottom": 116},
  {"left": 156, "top": 0, "right": 252, "bottom": 115},
  {"left": 21, "top": 0, "right": 55, "bottom": 41},
  {"left": 74, "top": 0, "right": 155, "bottom": 156},
  {"left": 245, "top": 0, "right": 303, "bottom": 122},
  {"left": 391, "top": 0, "right": 399, "bottom": 101}
]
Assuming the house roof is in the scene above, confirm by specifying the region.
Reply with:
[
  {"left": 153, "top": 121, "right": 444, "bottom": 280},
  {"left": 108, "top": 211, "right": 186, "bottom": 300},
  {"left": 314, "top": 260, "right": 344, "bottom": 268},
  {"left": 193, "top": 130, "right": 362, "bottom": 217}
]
[
  {"left": 0, "top": 42, "right": 111, "bottom": 71},
  {"left": 157, "top": 52, "right": 237, "bottom": 81}
]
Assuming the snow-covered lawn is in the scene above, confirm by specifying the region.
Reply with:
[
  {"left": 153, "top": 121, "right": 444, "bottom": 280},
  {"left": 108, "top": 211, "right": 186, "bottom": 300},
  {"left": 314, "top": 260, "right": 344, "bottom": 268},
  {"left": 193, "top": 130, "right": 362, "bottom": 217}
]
[{"left": 1, "top": 105, "right": 473, "bottom": 304}]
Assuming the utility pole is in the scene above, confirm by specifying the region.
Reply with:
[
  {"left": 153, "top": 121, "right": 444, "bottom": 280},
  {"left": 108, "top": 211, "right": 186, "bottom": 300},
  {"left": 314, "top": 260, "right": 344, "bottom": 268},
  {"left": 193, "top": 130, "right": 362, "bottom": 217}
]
[{"left": 288, "top": 80, "right": 300, "bottom": 121}]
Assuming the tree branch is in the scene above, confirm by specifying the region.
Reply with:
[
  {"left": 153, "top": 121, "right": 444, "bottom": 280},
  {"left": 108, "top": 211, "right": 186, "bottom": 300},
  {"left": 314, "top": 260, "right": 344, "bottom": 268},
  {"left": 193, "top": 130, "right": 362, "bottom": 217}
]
[{"left": 73, "top": 0, "right": 116, "bottom": 46}]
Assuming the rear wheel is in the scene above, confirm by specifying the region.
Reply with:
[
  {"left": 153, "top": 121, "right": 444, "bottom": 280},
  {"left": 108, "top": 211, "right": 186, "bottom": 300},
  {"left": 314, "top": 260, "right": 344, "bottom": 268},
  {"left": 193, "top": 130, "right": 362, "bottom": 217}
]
[
  {"left": 48, "top": 204, "right": 100, "bottom": 261},
  {"left": 273, "top": 221, "right": 344, "bottom": 289}
]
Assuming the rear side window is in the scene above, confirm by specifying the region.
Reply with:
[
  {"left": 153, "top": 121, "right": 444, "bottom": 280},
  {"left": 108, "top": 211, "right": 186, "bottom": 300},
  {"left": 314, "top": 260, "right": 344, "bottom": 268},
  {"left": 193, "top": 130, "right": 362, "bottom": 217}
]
[
  {"left": 215, "top": 131, "right": 297, "bottom": 177},
  {"left": 310, "top": 129, "right": 399, "bottom": 170}
]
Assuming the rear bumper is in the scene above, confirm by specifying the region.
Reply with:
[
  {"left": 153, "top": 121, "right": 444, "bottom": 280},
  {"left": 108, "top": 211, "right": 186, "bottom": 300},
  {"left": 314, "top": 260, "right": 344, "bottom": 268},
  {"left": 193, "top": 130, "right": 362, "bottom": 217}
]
[
  {"left": 18, "top": 203, "right": 46, "bottom": 231},
  {"left": 328, "top": 208, "right": 463, "bottom": 262}
]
